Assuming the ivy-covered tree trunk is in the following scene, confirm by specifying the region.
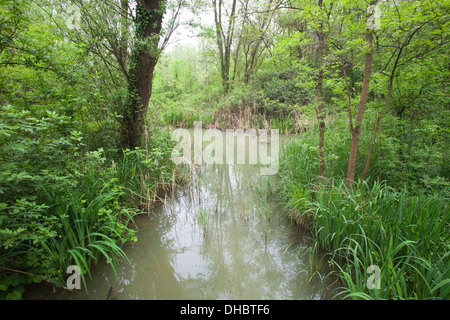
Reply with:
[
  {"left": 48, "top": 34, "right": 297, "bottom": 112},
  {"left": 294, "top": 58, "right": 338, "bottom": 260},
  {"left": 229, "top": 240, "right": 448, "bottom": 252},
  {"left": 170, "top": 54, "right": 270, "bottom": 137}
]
[{"left": 120, "top": 0, "right": 166, "bottom": 150}]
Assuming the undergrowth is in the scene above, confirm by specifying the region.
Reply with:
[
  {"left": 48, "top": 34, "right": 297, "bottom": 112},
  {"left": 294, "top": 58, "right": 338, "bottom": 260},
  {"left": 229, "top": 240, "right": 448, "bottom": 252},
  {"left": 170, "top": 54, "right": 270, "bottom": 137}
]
[
  {"left": 0, "top": 105, "right": 179, "bottom": 298},
  {"left": 277, "top": 122, "right": 450, "bottom": 300}
]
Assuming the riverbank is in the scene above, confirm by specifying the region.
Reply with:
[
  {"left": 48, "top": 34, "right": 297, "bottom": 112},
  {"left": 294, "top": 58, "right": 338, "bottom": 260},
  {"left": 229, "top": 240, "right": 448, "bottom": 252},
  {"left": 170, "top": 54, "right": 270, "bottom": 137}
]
[
  {"left": 0, "top": 108, "right": 181, "bottom": 299},
  {"left": 276, "top": 124, "right": 449, "bottom": 300}
]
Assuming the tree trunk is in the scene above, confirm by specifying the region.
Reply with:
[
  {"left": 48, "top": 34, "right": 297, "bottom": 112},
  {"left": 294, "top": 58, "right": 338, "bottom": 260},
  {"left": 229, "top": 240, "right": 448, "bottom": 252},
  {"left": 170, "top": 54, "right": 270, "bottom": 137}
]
[
  {"left": 359, "top": 54, "right": 399, "bottom": 183},
  {"left": 119, "top": 0, "right": 130, "bottom": 76},
  {"left": 120, "top": 0, "right": 165, "bottom": 150},
  {"left": 317, "top": 0, "right": 325, "bottom": 178},
  {"left": 213, "top": 0, "right": 237, "bottom": 92},
  {"left": 243, "top": 0, "right": 275, "bottom": 84},
  {"left": 359, "top": 20, "right": 427, "bottom": 183},
  {"left": 345, "top": 28, "right": 373, "bottom": 188}
]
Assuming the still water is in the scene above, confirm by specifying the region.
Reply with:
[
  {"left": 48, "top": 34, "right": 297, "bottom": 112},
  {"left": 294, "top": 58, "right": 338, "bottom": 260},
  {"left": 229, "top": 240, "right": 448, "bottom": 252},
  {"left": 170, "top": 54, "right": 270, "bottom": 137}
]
[{"left": 27, "top": 131, "right": 329, "bottom": 300}]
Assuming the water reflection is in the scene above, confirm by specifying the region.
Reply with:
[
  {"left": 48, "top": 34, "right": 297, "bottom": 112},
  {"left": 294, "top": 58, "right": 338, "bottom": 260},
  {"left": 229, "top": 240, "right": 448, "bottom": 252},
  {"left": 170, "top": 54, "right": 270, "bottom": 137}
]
[{"left": 26, "top": 135, "right": 327, "bottom": 300}]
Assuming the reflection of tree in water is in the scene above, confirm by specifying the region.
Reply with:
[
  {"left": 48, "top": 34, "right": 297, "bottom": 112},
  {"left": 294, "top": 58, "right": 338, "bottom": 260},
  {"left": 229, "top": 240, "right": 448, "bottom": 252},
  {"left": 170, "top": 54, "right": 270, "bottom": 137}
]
[
  {"left": 85, "top": 209, "right": 186, "bottom": 300},
  {"left": 42, "top": 151, "right": 326, "bottom": 300},
  {"left": 125, "top": 219, "right": 185, "bottom": 299},
  {"left": 175, "top": 162, "right": 318, "bottom": 299}
]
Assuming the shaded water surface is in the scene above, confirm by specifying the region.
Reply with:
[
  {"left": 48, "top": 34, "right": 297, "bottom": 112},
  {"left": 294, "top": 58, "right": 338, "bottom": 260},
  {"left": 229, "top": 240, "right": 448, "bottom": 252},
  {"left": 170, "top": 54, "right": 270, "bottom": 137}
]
[{"left": 27, "top": 132, "right": 329, "bottom": 300}]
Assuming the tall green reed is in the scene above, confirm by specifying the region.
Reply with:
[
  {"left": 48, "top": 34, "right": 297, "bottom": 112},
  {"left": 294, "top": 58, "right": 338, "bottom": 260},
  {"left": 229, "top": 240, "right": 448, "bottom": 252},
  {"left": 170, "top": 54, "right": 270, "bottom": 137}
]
[
  {"left": 292, "top": 180, "right": 449, "bottom": 299},
  {"left": 276, "top": 126, "right": 449, "bottom": 299},
  {"left": 39, "top": 153, "right": 137, "bottom": 291}
]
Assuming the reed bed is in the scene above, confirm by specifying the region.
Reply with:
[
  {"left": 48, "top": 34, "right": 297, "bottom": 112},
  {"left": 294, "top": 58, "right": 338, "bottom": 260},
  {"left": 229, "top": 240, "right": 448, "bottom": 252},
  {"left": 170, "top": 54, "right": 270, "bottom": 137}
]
[{"left": 309, "top": 181, "right": 449, "bottom": 299}]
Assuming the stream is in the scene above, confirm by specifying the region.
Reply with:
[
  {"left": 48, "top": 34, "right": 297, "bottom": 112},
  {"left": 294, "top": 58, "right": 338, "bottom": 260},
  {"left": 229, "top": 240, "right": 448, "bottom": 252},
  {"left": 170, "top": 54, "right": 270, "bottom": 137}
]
[{"left": 26, "top": 130, "right": 331, "bottom": 300}]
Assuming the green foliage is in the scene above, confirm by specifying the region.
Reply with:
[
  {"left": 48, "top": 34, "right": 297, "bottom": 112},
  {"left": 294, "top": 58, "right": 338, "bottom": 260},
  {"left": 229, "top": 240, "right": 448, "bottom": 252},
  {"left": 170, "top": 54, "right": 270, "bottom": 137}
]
[
  {"left": 252, "top": 66, "right": 313, "bottom": 106},
  {"left": 310, "top": 180, "right": 449, "bottom": 300},
  {"left": 113, "top": 127, "right": 181, "bottom": 210},
  {"left": 39, "top": 184, "right": 136, "bottom": 290},
  {"left": 0, "top": 106, "right": 78, "bottom": 254},
  {"left": 163, "top": 110, "right": 214, "bottom": 128},
  {"left": 0, "top": 271, "right": 43, "bottom": 300},
  {"left": 277, "top": 121, "right": 450, "bottom": 300},
  {"left": 0, "top": 105, "right": 141, "bottom": 295},
  {"left": 1, "top": 0, "right": 449, "bottom": 301},
  {"left": 0, "top": 0, "right": 30, "bottom": 53}
]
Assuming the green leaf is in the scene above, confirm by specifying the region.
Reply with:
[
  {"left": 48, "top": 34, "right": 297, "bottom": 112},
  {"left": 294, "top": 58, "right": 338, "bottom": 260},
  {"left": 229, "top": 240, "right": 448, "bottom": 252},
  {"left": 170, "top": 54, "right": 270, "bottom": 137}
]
[
  {"left": 32, "top": 275, "right": 43, "bottom": 284},
  {"left": 6, "top": 290, "right": 22, "bottom": 300}
]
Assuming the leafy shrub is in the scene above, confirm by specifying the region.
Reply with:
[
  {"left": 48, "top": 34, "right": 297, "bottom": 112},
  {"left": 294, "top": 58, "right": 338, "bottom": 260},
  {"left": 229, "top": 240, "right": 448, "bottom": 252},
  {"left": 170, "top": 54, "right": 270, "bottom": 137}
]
[
  {"left": 252, "top": 66, "right": 311, "bottom": 106},
  {"left": 0, "top": 105, "right": 138, "bottom": 298}
]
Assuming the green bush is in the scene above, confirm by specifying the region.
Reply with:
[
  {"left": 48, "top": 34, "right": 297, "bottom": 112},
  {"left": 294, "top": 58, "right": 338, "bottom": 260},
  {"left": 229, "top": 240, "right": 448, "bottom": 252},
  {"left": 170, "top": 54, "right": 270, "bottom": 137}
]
[
  {"left": 0, "top": 105, "right": 138, "bottom": 298},
  {"left": 252, "top": 66, "right": 311, "bottom": 105}
]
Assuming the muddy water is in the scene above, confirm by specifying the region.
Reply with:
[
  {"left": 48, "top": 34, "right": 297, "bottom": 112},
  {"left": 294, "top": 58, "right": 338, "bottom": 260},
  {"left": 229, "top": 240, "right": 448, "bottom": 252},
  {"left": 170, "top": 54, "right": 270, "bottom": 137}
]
[{"left": 27, "top": 131, "right": 328, "bottom": 300}]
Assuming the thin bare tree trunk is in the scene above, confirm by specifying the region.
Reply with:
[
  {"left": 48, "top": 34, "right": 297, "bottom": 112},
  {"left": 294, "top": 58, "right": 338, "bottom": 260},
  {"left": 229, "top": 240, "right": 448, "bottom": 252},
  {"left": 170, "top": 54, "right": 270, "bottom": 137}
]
[
  {"left": 317, "top": 0, "right": 325, "bottom": 178},
  {"left": 243, "top": 0, "right": 275, "bottom": 84},
  {"left": 345, "top": 27, "right": 373, "bottom": 188},
  {"left": 359, "top": 57, "right": 399, "bottom": 183},
  {"left": 119, "top": 0, "right": 129, "bottom": 75},
  {"left": 359, "top": 20, "right": 427, "bottom": 183},
  {"left": 213, "top": 0, "right": 237, "bottom": 92}
]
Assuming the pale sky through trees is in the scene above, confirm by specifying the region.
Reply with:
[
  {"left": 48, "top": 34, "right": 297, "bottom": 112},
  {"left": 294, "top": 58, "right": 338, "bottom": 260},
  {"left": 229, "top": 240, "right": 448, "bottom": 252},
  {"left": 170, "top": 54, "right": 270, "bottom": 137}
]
[{"left": 164, "top": 7, "right": 215, "bottom": 52}]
